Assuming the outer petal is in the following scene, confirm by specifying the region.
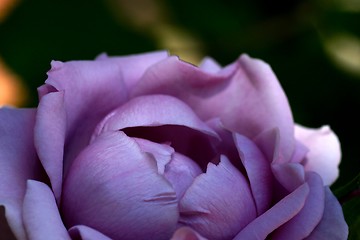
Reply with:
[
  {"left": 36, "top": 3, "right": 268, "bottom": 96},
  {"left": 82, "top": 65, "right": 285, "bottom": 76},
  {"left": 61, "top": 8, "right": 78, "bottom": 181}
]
[
  {"left": 131, "top": 54, "right": 294, "bottom": 161},
  {"left": 130, "top": 56, "right": 237, "bottom": 101},
  {"left": 233, "top": 133, "right": 273, "bottom": 215},
  {"left": 305, "top": 188, "right": 348, "bottom": 240},
  {"left": 94, "top": 50, "right": 169, "bottom": 89},
  {"left": 22, "top": 180, "right": 70, "bottom": 240},
  {"left": 179, "top": 156, "right": 256, "bottom": 240},
  {"left": 295, "top": 124, "right": 341, "bottom": 185},
  {"left": 271, "top": 172, "right": 325, "bottom": 239},
  {"left": 0, "top": 108, "right": 44, "bottom": 240},
  {"left": 171, "top": 227, "right": 207, "bottom": 240},
  {"left": 234, "top": 183, "right": 310, "bottom": 239},
  {"left": 34, "top": 91, "right": 66, "bottom": 204},
  {"left": 68, "top": 225, "right": 112, "bottom": 240},
  {"left": 199, "top": 57, "right": 222, "bottom": 73},
  {"left": 42, "top": 51, "right": 168, "bottom": 177},
  {"left": 62, "top": 131, "right": 178, "bottom": 240},
  {"left": 234, "top": 54, "right": 294, "bottom": 161}
]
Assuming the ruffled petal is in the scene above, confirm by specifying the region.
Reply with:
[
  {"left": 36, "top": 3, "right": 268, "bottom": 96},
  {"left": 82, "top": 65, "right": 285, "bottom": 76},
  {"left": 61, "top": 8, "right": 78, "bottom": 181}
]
[
  {"left": 62, "top": 131, "right": 178, "bottom": 240},
  {"left": 68, "top": 225, "right": 112, "bottom": 240},
  {"left": 22, "top": 180, "right": 70, "bottom": 240},
  {"left": 0, "top": 108, "right": 44, "bottom": 240},
  {"left": 179, "top": 156, "right": 256, "bottom": 240},
  {"left": 235, "top": 55, "right": 294, "bottom": 161},
  {"left": 171, "top": 227, "right": 207, "bottom": 240},
  {"left": 130, "top": 55, "right": 237, "bottom": 102},
  {"left": 199, "top": 57, "right": 222, "bottom": 73},
  {"left": 271, "top": 172, "right": 325, "bottom": 239},
  {"left": 94, "top": 50, "right": 169, "bottom": 89},
  {"left": 34, "top": 91, "right": 66, "bottom": 204},
  {"left": 233, "top": 133, "right": 273, "bottom": 215},
  {"left": 295, "top": 124, "right": 341, "bottom": 185},
  {"left": 305, "top": 188, "right": 348, "bottom": 239},
  {"left": 131, "top": 54, "right": 294, "bottom": 161},
  {"left": 41, "top": 51, "right": 167, "bottom": 177},
  {"left": 234, "top": 183, "right": 310, "bottom": 239},
  {"left": 133, "top": 137, "right": 174, "bottom": 174}
]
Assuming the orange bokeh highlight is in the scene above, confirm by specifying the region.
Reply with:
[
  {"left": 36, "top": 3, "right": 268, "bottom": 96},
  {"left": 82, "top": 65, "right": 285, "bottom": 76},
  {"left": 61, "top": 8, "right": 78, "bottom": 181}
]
[
  {"left": 0, "top": 0, "right": 26, "bottom": 107},
  {"left": 0, "top": 59, "right": 27, "bottom": 107},
  {"left": 0, "top": 0, "right": 19, "bottom": 22}
]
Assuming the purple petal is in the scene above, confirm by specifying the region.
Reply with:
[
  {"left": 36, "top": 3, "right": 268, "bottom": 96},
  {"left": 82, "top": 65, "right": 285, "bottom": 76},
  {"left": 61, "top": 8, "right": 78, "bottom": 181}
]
[
  {"left": 271, "top": 172, "right": 325, "bottom": 239},
  {"left": 42, "top": 51, "right": 168, "bottom": 177},
  {"left": 254, "top": 127, "right": 280, "bottom": 163},
  {"left": 37, "top": 83, "right": 57, "bottom": 98},
  {"left": 62, "top": 131, "right": 178, "bottom": 240},
  {"left": 0, "top": 108, "right": 44, "bottom": 240},
  {"left": 34, "top": 91, "right": 66, "bottom": 204},
  {"left": 130, "top": 54, "right": 294, "bottom": 162},
  {"left": 290, "top": 139, "right": 309, "bottom": 163},
  {"left": 236, "top": 55, "right": 294, "bottom": 161},
  {"left": 130, "top": 55, "right": 237, "bottom": 101},
  {"left": 233, "top": 133, "right": 273, "bottom": 215},
  {"left": 179, "top": 156, "right": 256, "bottom": 240},
  {"left": 295, "top": 124, "right": 341, "bottom": 185},
  {"left": 199, "top": 57, "right": 222, "bottom": 73},
  {"left": 164, "top": 152, "right": 203, "bottom": 200},
  {"left": 272, "top": 163, "right": 305, "bottom": 192},
  {"left": 68, "top": 225, "right": 112, "bottom": 240},
  {"left": 22, "top": 180, "right": 70, "bottom": 240},
  {"left": 0, "top": 206, "right": 16, "bottom": 240},
  {"left": 92, "top": 94, "right": 220, "bottom": 167},
  {"left": 205, "top": 118, "right": 241, "bottom": 168},
  {"left": 92, "top": 94, "right": 218, "bottom": 140},
  {"left": 171, "top": 227, "right": 207, "bottom": 240},
  {"left": 305, "top": 188, "right": 348, "bottom": 239},
  {"left": 94, "top": 50, "right": 169, "bottom": 89},
  {"left": 234, "top": 182, "right": 310, "bottom": 239},
  {"left": 133, "top": 137, "right": 174, "bottom": 174}
]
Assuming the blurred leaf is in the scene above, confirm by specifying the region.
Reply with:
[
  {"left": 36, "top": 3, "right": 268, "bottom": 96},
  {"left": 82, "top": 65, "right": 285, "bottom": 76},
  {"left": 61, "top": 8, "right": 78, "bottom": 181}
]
[
  {"left": 333, "top": 172, "right": 360, "bottom": 240},
  {"left": 333, "top": 171, "right": 360, "bottom": 200},
  {"left": 342, "top": 196, "right": 360, "bottom": 240}
]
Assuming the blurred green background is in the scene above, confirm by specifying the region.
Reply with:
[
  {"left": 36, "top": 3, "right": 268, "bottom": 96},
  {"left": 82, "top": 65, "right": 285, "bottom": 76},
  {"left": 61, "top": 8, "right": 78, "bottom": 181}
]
[{"left": 0, "top": 0, "right": 359, "bottom": 237}]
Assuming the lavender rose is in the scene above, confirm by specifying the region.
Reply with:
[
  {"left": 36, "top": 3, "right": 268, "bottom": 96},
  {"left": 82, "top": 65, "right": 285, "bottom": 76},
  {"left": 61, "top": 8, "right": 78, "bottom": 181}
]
[{"left": 0, "top": 51, "right": 348, "bottom": 239}]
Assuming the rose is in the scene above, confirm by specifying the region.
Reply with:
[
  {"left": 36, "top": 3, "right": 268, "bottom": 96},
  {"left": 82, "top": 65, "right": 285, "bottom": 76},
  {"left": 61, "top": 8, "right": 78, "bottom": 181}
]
[{"left": 0, "top": 51, "right": 348, "bottom": 239}]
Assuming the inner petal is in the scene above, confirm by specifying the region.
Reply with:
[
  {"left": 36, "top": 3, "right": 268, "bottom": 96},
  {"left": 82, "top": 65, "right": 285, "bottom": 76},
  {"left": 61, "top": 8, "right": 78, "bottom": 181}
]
[
  {"left": 91, "top": 94, "right": 219, "bottom": 141},
  {"left": 62, "top": 131, "right": 179, "bottom": 240},
  {"left": 124, "top": 125, "right": 217, "bottom": 170},
  {"left": 91, "top": 94, "right": 221, "bottom": 169},
  {"left": 164, "top": 152, "right": 203, "bottom": 200},
  {"left": 178, "top": 155, "right": 257, "bottom": 240}
]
